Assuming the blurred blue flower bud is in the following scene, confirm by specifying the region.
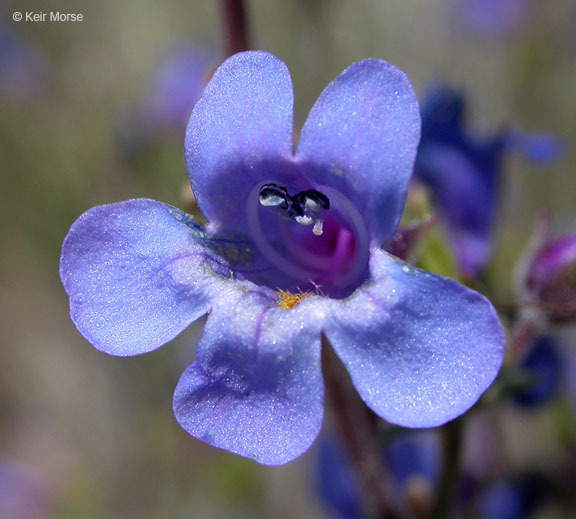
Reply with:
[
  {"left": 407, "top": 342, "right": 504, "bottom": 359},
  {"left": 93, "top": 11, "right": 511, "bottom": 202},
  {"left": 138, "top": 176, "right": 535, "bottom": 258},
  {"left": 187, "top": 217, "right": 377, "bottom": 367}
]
[
  {"left": 415, "top": 86, "right": 561, "bottom": 277},
  {"left": 514, "top": 335, "right": 561, "bottom": 407}
]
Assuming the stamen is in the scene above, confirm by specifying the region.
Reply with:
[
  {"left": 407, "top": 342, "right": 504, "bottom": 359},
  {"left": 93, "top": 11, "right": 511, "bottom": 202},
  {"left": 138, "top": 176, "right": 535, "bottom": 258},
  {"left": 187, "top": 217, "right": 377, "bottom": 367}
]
[
  {"left": 294, "top": 190, "right": 330, "bottom": 211},
  {"left": 248, "top": 181, "right": 370, "bottom": 294},
  {"left": 292, "top": 190, "right": 330, "bottom": 235},
  {"left": 248, "top": 182, "right": 318, "bottom": 281},
  {"left": 295, "top": 214, "right": 314, "bottom": 226},
  {"left": 259, "top": 184, "right": 289, "bottom": 209},
  {"left": 258, "top": 184, "right": 331, "bottom": 236},
  {"left": 277, "top": 289, "right": 315, "bottom": 310},
  {"left": 312, "top": 218, "right": 324, "bottom": 236},
  {"left": 315, "top": 185, "right": 370, "bottom": 288}
]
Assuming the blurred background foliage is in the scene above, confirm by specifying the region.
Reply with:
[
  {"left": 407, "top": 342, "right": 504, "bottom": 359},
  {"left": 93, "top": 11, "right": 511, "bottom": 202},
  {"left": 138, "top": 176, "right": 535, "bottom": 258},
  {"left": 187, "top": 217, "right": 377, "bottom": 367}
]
[{"left": 0, "top": 0, "right": 574, "bottom": 517}]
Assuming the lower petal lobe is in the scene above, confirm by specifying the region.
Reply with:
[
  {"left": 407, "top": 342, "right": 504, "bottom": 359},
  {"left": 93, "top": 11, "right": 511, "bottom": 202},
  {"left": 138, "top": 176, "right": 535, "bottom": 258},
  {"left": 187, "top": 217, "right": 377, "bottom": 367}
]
[
  {"left": 173, "top": 291, "right": 326, "bottom": 465},
  {"left": 60, "top": 199, "right": 220, "bottom": 356},
  {"left": 325, "top": 249, "right": 504, "bottom": 427}
]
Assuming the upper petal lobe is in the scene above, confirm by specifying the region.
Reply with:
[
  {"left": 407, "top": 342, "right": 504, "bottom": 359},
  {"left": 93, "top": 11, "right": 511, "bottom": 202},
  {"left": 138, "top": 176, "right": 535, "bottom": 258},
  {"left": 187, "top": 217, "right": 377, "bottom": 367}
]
[
  {"left": 297, "top": 59, "right": 421, "bottom": 244},
  {"left": 185, "top": 51, "right": 296, "bottom": 233}
]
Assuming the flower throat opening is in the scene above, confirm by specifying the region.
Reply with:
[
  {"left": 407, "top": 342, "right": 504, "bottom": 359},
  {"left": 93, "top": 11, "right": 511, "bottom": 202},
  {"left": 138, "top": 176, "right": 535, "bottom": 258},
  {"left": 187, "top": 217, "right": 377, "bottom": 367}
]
[{"left": 246, "top": 180, "right": 370, "bottom": 299}]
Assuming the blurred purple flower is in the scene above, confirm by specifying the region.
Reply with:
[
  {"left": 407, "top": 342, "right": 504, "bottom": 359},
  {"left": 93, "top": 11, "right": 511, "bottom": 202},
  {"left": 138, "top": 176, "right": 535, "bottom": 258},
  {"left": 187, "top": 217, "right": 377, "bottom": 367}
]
[
  {"left": 507, "top": 132, "right": 563, "bottom": 164},
  {"left": 61, "top": 52, "right": 504, "bottom": 465},
  {"left": 146, "top": 45, "right": 216, "bottom": 131},
  {"left": 525, "top": 231, "right": 576, "bottom": 323},
  {"left": 0, "top": 21, "right": 48, "bottom": 100},
  {"left": 385, "top": 431, "right": 440, "bottom": 490},
  {"left": 0, "top": 460, "right": 49, "bottom": 519},
  {"left": 315, "top": 431, "right": 439, "bottom": 517},
  {"left": 459, "top": 0, "right": 533, "bottom": 37},
  {"left": 477, "top": 473, "right": 549, "bottom": 519},
  {"left": 415, "top": 86, "right": 561, "bottom": 276},
  {"left": 315, "top": 436, "right": 364, "bottom": 519},
  {"left": 478, "top": 481, "right": 526, "bottom": 519},
  {"left": 114, "top": 45, "right": 216, "bottom": 159}
]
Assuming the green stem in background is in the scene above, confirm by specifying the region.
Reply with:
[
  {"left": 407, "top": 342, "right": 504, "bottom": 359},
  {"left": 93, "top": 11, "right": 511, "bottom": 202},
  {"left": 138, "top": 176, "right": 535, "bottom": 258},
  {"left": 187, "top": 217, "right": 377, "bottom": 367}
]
[
  {"left": 431, "top": 417, "right": 464, "bottom": 519},
  {"left": 322, "top": 337, "right": 397, "bottom": 519},
  {"left": 220, "top": 0, "right": 251, "bottom": 56}
]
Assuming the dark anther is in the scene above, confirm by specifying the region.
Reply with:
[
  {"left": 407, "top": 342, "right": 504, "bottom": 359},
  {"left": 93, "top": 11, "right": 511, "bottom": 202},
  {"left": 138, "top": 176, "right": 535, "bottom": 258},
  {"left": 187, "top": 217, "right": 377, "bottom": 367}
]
[
  {"left": 259, "top": 184, "right": 290, "bottom": 210},
  {"left": 287, "top": 203, "right": 304, "bottom": 218},
  {"left": 258, "top": 183, "right": 330, "bottom": 235},
  {"left": 292, "top": 189, "right": 330, "bottom": 211}
]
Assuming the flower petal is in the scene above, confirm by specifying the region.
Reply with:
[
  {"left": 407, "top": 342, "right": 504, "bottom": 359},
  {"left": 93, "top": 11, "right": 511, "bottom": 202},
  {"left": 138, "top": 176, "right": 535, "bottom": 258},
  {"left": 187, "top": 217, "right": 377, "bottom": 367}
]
[
  {"left": 185, "top": 51, "right": 296, "bottom": 233},
  {"left": 173, "top": 291, "right": 326, "bottom": 465},
  {"left": 297, "top": 59, "right": 421, "bottom": 244},
  {"left": 325, "top": 249, "right": 504, "bottom": 427},
  {"left": 60, "top": 199, "right": 224, "bottom": 356}
]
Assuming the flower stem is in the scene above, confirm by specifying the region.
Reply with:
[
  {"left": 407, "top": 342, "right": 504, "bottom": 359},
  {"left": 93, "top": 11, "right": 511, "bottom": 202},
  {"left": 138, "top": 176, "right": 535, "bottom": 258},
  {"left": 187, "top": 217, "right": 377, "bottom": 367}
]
[
  {"left": 220, "top": 0, "right": 251, "bottom": 56},
  {"left": 322, "top": 337, "right": 397, "bottom": 519},
  {"left": 430, "top": 417, "right": 464, "bottom": 519}
]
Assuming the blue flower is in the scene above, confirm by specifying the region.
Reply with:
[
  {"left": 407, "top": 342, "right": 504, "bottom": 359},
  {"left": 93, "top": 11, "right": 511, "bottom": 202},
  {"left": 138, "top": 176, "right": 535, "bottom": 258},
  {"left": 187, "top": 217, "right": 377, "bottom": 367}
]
[
  {"left": 0, "top": 21, "right": 49, "bottom": 101},
  {"left": 114, "top": 44, "right": 216, "bottom": 160},
  {"left": 385, "top": 431, "right": 440, "bottom": 491},
  {"left": 514, "top": 335, "right": 561, "bottom": 407},
  {"left": 476, "top": 473, "right": 550, "bottom": 519},
  {"left": 145, "top": 44, "right": 216, "bottom": 132},
  {"left": 458, "top": 0, "right": 532, "bottom": 37},
  {"left": 60, "top": 52, "right": 505, "bottom": 465},
  {"left": 315, "top": 431, "right": 439, "bottom": 518},
  {"left": 0, "top": 459, "right": 48, "bottom": 518},
  {"left": 415, "top": 86, "right": 561, "bottom": 276},
  {"left": 315, "top": 436, "right": 364, "bottom": 519},
  {"left": 477, "top": 481, "right": 527, "bottom": 519},
  {"left": 567, "top": 348, "right": 576, "bottom": 417}
]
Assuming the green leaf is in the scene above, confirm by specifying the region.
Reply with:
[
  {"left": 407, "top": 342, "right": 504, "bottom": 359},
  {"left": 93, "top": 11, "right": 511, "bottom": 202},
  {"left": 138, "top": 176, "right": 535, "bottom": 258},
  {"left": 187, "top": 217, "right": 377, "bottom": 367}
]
[{"left": 418, "top": 228, "right": 459, "bottom": 279}]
